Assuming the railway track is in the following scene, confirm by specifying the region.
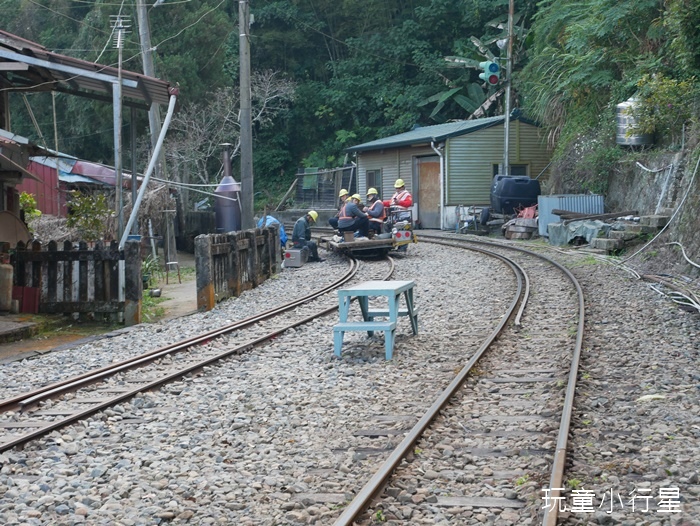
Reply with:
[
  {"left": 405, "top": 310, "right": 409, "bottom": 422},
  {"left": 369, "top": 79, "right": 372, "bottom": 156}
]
[
  {"left": 334, "top": 234, "right": 584, "bottom": 525},
  {"left": 0, "top": 233, "right": 696, "bottom": 524},
  {"left": 0, "top": 256, "right": 396, "bottom": 453}
]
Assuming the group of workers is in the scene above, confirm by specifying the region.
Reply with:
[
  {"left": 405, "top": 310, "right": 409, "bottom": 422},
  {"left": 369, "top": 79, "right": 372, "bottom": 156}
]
[
  {"left": 328, "top": 179, "right": 413, "bottom": 238},
  {"left": 289, "top": 178, "right": 413, "bottom": 263}
]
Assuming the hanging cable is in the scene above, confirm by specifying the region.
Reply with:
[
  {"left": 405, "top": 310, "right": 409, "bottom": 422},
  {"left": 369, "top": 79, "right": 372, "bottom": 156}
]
[{"left": 622, "top": 152, "right": 700, "bottom": 263}]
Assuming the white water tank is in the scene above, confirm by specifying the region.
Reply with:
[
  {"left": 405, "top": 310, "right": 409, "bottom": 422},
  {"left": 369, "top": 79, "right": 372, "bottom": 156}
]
[{"left": 616, "top": 97, "right": 653, "bottom": 146}]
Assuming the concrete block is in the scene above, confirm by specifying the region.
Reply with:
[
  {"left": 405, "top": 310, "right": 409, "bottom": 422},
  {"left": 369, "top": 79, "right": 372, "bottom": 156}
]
[
  {"left": 624, "top": 224, "right": 656, "bottom": 235},
  {"left": 591, "top": 238, "right": 623, "bottom": 251},
  {"left": 639, "top": 215, "right": 669, "bottom": 228},
  {"left": 609, "top": 230, "right": 639, "bottom": 241}
]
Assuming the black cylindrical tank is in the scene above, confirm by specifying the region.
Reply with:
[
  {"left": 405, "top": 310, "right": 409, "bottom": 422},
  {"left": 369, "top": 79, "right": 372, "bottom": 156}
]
[
  {"left": 490, "top": 175, "right": 541, "bottom": 214},
  {"left": 215, "top": 145, "right": 242, "bottom": 233}
]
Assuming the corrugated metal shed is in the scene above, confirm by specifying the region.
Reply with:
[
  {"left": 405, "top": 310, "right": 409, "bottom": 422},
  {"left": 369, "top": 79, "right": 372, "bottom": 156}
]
[
  {"left": 538, "top": 194, "right": 604, "bottom": 236},
  {"left": 0, "top": 30, "right": 174, "bottom": 108}
]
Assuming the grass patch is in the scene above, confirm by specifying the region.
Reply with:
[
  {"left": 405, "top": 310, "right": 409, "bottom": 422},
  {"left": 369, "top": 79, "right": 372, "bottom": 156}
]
[{"left": 142, "top": 293, "right": 166, "bottom": 322}]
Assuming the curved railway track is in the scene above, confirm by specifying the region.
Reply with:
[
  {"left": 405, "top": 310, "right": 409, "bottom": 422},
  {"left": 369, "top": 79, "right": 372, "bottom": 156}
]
[
  {"left": 0, "top": 256, "right": 396, "bottom": 453},
  {"left": 0, "top": 236, "right": 589, "bottom": 525},
  {"left": 334, "top": 234, "right": 584, "bottom": 526}
]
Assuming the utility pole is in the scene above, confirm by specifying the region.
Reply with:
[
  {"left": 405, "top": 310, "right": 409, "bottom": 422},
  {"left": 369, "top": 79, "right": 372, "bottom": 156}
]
[
  {"left": 503, "top": 0, "right": 514, "bottom": 177},
  {"left": 111, "top": 15, "right": 128, "bottom": 239},
  {"left": 136, "top": 0, "right": 164, "bottom": 172},
  {"left": 239, "top": 0, "right": 254, "bottom": 230},
  {"left": 136, "top": 0, "right": 170, "bottom": 238}
]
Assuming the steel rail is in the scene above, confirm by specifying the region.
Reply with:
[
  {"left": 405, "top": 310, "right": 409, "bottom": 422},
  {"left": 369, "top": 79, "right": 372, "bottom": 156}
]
[
  {"left": 0, "top": 257, "right": 368, "bottom": 413},
  {"left": 334, "top": 242, "right": 526, "bottom": 526},
  {"left": 0, "top": 256, "right": 397, "bottom": 452},
  {"left": 419, "top": 233, "right": 586, "bottom": 526}
]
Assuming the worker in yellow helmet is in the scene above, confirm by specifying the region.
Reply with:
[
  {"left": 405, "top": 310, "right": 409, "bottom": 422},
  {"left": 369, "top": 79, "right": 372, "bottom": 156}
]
[
  {"left": 329, "top": 189, "right": 349, "bottom": 230},
  {"left": 364, "top": 188, "right": 386, "bottom": 237},
  {"left": 338, "top": 194, "right": 369, "bottom": 239},
  {"left": 292, "top": 210, "right": 324, "bottom": 262},
  {"left": 390, "top": 179, "right": 413, "bottom": 209}
]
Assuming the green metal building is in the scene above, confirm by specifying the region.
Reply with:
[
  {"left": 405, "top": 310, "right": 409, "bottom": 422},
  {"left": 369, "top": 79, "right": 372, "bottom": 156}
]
[{"left": 346, "top": 115, "right": 552, "bottom": 230}]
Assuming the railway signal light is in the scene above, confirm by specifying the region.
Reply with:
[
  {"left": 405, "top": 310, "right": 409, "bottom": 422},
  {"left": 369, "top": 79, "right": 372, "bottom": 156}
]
[{"left": 479, "top": 61, "right": 500, "bottom": 86}]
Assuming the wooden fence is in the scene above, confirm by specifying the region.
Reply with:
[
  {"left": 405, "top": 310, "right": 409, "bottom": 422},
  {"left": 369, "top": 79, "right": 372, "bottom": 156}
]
[
  {"left": 195, "top": 224, "right": 282, "bottom": 311},
  {"left": 10, "top": 239, "right": 142, "bottom": 325}
]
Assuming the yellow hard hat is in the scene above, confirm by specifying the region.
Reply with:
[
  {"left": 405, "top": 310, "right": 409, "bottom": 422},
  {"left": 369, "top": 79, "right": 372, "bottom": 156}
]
[
  {"left": 394, "top": 178, "right": 405, "bottom": 188},
  {"left": 308, "top": 210, "right": 318, "bottom": 222},
  {"left": 367, "top": 187, "right": 378, "bottom": 195},
  {"left": 338, "top": 189, "right": 349, "bottom": 197},
  {"left": 351, "top": 194, "right": 361, "bottom": 201}
]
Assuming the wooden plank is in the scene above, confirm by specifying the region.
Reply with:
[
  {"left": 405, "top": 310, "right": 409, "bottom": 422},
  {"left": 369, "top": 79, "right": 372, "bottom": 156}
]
[
  {"left": 436, "top": 496, "right": 526, "bottom": 509},
  {"left": 562, "top": 210, "right": 638, "bottom": 224},
  {"left": 352, "top": 429, "right": 407, "bottom": 436},
  {"left": 329, "top": 238, "right": 394, "bottom": 250},
  {"left": 13, "top": 250, "right": 120, "bottom": 263},
  {"left": 47, "top": 241, "right": 58, "bottom": 303},
  {"left": 0, "top": 421, "right": 51, "bottom": 428},
  {"left": 465, "top": 429, "right": 546, "bottom": 437},
  {"left": 478, "top": 415, "right": 548, "bottom": 421},
  {"left": 293, "top": 493, "right": 346, "bottom": 504},
  {"left": 484, "top": 377, "right": 558, "bottom": 383}
]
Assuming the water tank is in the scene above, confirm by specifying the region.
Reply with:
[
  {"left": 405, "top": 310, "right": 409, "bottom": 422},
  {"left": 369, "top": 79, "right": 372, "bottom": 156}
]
[
  {"left": 215, "top": 175, "right": 242, "bottom": 233},
  {"left": 616, "top": 97, "right": 653, "bottom": 146},
  {"left": 490, "top": 175, "right": 541, "bottom": 214}
]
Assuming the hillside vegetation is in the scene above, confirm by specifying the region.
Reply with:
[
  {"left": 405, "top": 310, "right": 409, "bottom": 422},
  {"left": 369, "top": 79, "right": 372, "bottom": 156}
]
[{"left": 2, "top": 0, "right": 699, "bottom": 270}]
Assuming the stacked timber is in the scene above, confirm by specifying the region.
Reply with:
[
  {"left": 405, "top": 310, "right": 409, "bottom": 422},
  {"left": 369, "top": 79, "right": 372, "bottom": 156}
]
[{"left": 504, "top": 218, "right": 538, "bottom": 240}]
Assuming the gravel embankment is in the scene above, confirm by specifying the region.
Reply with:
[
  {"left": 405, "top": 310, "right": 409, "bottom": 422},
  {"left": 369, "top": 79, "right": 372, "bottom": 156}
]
[{"left": 0, "top": 240, "right": 698, "bottom": 526}]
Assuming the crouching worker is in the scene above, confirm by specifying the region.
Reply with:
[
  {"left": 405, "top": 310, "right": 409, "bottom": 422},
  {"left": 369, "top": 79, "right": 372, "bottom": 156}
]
[
  {"left": 338, "top": 194, "right": 369, "bottom": 238},
  {"left": 364, "top": 188, "right": 385, "bottom": 237},
  {"left": 257, "top": 215, "right": 288, "bottom": 250},
  {"left": 292, "top": 210, "right": 324, "bottom": 262}
]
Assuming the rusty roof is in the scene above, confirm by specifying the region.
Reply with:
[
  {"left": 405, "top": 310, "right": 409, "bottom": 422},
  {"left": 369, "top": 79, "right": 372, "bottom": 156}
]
[{"left": 0, "top": 30, "right": 176, "bottom": 108}]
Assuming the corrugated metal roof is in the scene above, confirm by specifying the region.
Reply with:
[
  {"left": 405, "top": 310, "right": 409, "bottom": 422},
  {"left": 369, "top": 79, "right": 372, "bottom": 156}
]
[
  {"left": 346, "top": 114, "right": 537, "bottom": 153},
  {"left": 346, "top": 117, "right": 505, "bottom": 153},
  {"left": 59, "top": 173, "right": 100, "bottom": 184},
  {"left": 0, "top": 30, "right": 176, "bottom": 108}
]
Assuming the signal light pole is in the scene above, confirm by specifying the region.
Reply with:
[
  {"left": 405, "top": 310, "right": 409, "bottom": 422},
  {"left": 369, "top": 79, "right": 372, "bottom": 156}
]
[{"left": 503, "top": 0, "right": 514, "bottom": 177}]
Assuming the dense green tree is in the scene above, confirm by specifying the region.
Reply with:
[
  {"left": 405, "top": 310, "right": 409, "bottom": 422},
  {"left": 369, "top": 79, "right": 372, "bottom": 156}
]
[{"left": 2, "top": 0, "right": 698, "bottom": 203}]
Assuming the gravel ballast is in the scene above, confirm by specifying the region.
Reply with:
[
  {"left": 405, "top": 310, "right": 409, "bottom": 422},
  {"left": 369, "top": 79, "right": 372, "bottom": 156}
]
[{"left": 0, "top": 239, "right": 697, "bottom": 525}]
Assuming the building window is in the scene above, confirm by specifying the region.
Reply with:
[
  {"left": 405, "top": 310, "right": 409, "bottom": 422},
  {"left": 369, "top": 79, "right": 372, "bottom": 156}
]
[
  {"left": 492, "top": 164, "right": 529, "bottom": 176},
  {"left": 366, "top": 169, "right": 383, "bottom": 198}
]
